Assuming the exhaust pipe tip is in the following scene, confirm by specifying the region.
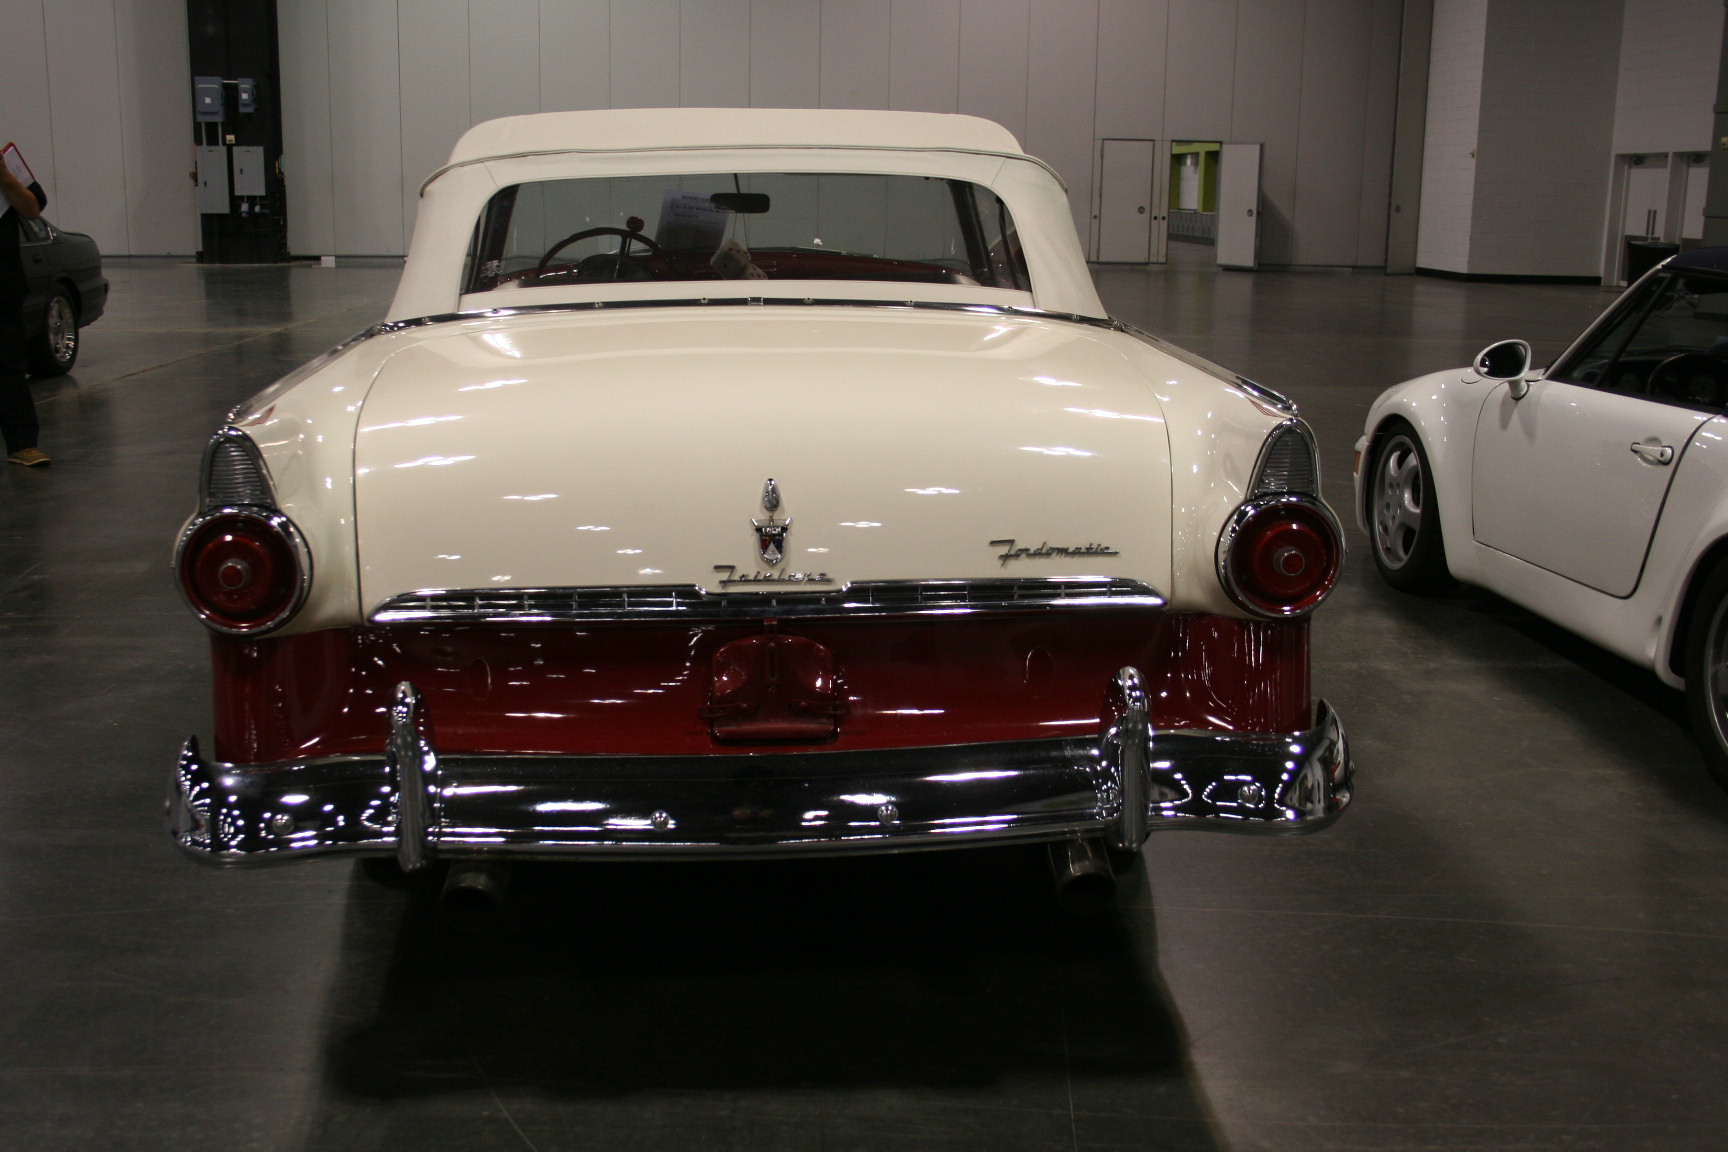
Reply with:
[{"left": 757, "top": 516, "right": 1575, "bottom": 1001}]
[
  {"left": 440, "top": 860, "right": 511, "bottom": 931},
  {"left": 1049, "top": 838, "right": 1116, "bottom": 914}
]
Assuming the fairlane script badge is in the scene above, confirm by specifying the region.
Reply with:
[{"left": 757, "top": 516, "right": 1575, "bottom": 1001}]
[{"left": 990, "top": 538, "right": 1121, "bottom": 567}]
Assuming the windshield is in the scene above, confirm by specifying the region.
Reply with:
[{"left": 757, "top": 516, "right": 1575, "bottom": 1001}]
[
  {"left": 1557, "top": 270, "right": 1728, "bottom": 405},
  {"left": 463, "top": 172, "right": 1030, "bottom": 295}
]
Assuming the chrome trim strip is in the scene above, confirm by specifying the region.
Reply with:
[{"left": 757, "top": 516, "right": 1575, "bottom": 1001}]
[
  {"left": 370, "top": 577, "right": 1166, "bottom": 624},
  {"left": 1214, "top": 493, "right": 1344, "bottom": 620},
  {"left": 366, "top": 297, "right": 1123, "bottom": 340},
  {"left": 164, "top": 679, "right": 1353, "bottom": 867},
  {"left": 172, "top": 506, "right": 315, "bottom": 636}
]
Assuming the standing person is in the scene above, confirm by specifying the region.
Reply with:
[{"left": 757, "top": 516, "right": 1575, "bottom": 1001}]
[{"left": 1, "top": 147, "right": 49, "bottom": 467}]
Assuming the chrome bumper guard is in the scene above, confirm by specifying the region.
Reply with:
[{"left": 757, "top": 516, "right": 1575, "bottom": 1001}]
[{"left": 166, "top": 669, "right": 1352, "bottom": 868}]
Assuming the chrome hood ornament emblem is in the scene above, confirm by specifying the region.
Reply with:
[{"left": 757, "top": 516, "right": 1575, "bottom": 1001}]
[{"left": 752, "top": 478, "right": 790, "bottom": 565}]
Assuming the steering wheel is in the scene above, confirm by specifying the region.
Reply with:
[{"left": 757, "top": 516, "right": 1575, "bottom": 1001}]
[
  {"left": 1649, "top": 352, "right": 1728, "bottom": 407},
  {"left": 533, "top": 226, "right": 670, "bottom": 282}
]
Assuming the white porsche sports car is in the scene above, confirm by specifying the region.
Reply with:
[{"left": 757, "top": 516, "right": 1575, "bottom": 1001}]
[
  {"left": 167, "top": 109, "right": 1351, "bottom": 910},
  {"left": 1357, "top": 248, "right": 1728, "bottom": 790}
]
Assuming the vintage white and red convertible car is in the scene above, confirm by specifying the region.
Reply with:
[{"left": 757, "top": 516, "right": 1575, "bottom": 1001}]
[{"left": 167, "top": 109, "right": 1351, "bottom": 907}]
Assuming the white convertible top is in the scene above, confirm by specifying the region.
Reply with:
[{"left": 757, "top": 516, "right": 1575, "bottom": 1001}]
[{"left": 445, "top": 107, "right": 1026, "bottom": 167}]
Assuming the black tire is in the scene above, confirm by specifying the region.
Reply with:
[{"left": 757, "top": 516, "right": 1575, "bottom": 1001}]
[
  {"left": 1682, "top": 558, "right": 1728, "bottom": 793},
  {"left": 27, "top": 286, "right": 79, "bottom": 377},
  {"left": 1366, "top": 421, "right": 1454, "bottom": 593}
]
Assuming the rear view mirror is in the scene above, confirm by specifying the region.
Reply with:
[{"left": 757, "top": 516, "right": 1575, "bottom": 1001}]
[
  {"left": 1475, "top": 339, "right": 1533, "bottom": 397},
  {"left": 710, "top": 193, "right": 770, "bottom": 214}
]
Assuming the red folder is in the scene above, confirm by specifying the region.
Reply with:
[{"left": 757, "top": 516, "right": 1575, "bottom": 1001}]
[{"left": 2, "top": 143, "right": 35, "bottom": 187}]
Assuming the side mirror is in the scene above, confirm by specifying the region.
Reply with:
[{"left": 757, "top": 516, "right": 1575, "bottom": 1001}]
[{"left": 1475, "top": 339, "right": 1533, "bottom": 398}]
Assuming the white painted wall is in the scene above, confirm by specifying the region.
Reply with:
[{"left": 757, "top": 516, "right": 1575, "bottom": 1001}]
[
  {"left": 0, "top": 0, "right": 197, "bottom": 255},
  {"left": 1415, "top": 0, "right": 1487, "bottom": 273},
  {"left": 1469, "top": 0, "right": 1622, "bottom": 278},
  {"left": 279, "top": 0, "right": 1404, "bottom": 267},
  {"left": 1613, "top": 0, "right": 1723, "bottom": 154}
]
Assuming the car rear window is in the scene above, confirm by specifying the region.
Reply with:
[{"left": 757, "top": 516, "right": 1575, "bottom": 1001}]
[{"left": 462, "top": 172, "right": 1030, "bottom": 295}]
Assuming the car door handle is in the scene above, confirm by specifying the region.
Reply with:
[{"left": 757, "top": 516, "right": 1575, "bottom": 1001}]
[{"left": 1630, "top": 442, "right": 1674, "bottom": 465}]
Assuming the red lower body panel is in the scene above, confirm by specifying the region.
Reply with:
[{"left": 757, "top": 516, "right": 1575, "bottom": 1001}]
[{"left": 210, "top": 611, "right": 1308, "bottom": 764}]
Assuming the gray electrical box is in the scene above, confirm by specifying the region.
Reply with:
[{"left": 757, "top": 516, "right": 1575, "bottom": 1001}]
[
  {"left": 231, "top": 147, "right": 266, "bottom": 197},
  {"left": 193, "top": 76, "right": 224, "bottom": 123},
  {"left": 196, "top": 146, "right": 230, "bottom": 213},
  {"left": 236, "top": 78, "right": 255, "bottom": 114}
]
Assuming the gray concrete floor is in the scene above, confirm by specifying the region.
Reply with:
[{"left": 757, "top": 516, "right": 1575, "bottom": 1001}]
[{"left": 2, "top": 250, "right": 1725, "bottom": 1151}]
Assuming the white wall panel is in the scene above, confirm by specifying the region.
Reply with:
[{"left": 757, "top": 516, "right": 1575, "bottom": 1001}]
[
  {"left": 1230, "top": 0, "right": 1302, "bottom": 267},
  {"left": 1293, "top": 0, "right": 1372, "bottom": 266},
  {"left": 0, "top": 0, "right": 55, "bottom": 206},
  {"left": 1026, "top": 0, "right": 1099, "bottom": 234},
  {"left": 472, "top": 0, "right": 542, "bottom": 125},
  {"left": 1354, "top": 0, "right": 1401, "bottom": 267},
  {"left": 1470, "top": 0, "right": 1619, "bottom": 277},
  {"left": 327, "top": 0, "right": 404, "bottom": 253},
  {"left": 1164, "top": 0, "right": 1234, "bottom": 141},
  {"left": 751, "top": 0, "right": 822, "bottom": 108},
  {"left": 1416, "top": 0, "right": 1486, "bottom": 273},
  {"left": 958, "top": 0, "right": 1030, "bottom": 142},
  {"left": 280, "top": 0, "right": 336, "bottom": 256},
  {"left": 820, "top": 0, "right": 891, "bottom": 107},
  {"left": 610, "top": 0, "right": 680, "bottom": 109},
  {"left": 680, "top": 0, "right": 751, "bottom": 107},
  {"left": 42, "top": 0, "right": 128, "bottom": 249},
  {"left": 114, "top": 0, "right": 195, "bottom": 254},
  {"left": 889, "top": 0, "right": 961, "bottom": 112},
  {"left": 1613, "top": 0, "right": 1721, "bottom": 154},
  {"left": 540, "top": 0, "right": 611, "bottom": 111},
  {"left": 401, "top": 1, "right": 471, "bottom": 245},
  {"left": 1094, "top": 0, "right": 1164, "bottom": 139},
  {"left": 271, "top": 0, "right": 1413, "bottom": 264}
]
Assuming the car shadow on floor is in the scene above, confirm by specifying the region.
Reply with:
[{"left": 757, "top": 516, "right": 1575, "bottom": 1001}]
[{"left": 306, "top": 847, "right": 1222, "bottom": 1147}]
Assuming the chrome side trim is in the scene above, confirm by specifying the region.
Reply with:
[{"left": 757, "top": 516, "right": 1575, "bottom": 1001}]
[
  {"left": 164, "top": 678, "right": 1353, "bottom": 867},
  {"left": 370, "top": 577, "right": 1166, "bottom": 624},
  {"left": 1213, "top": 493, "right": 1345, "bottom": 620},
  {"left": 172, "top": 506, "right": 315, "bottom": 636}
]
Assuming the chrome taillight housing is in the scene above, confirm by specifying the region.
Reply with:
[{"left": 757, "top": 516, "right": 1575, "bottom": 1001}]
[
  {"left": 1217, "top": 419, "right": 1343, "bottom": 618},
  {"left": 175, "top": 429, "right": 311, "bottom": 635}
]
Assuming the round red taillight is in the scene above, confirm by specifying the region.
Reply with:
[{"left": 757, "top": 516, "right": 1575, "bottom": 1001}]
[
  {"left": 176, "top": 510, "right": 309, "bottom": 633},
  {"left": 1219, "top": 498, "right": 1342, "bottom": 618}
]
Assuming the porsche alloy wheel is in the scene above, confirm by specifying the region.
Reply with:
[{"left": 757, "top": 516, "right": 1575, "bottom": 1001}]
[
  {"left": 1368, "top": 424, "right": 1452, "bottom": 593},
  {"left": 27, "top": 287, "right": 79, "bottom": 377},
  {"left": 1683, "top": 561, "right": 1728, "bottom": 793}
]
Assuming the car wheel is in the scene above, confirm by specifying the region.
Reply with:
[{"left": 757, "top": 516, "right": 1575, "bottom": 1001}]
[
  {"left": 1368, "top": 422, "right": 1453, "bottom": 593},
  {"left": 1682, "top": 559, "right": 1728, "bottom": 792},
  {"left": 27, "top": 286, "right": 79, "bottom": 377}
]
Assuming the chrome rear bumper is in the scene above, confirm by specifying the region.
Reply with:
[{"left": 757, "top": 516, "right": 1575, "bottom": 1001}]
[{"left": 166, "top": 668, "right": 1352, "bottom": 867}]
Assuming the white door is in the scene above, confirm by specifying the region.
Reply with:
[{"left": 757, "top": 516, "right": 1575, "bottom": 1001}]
[
  {"left": 1096, "top": 139, "right": 1157, "bottom": 263},
  {"left": 1471, "top": 380, "right": 1707, "bottom": 597},
  {"left": 1216, "top": 143, "right": 1261, "bottom": 270}
]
